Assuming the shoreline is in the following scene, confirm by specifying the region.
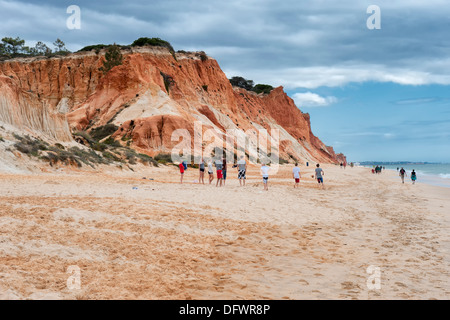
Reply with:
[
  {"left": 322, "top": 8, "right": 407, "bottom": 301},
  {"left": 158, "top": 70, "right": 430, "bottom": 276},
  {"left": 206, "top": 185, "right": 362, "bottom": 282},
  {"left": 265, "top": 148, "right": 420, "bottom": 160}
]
[{"left": 360, "top": 165, "right": 450, "bottom": 189}]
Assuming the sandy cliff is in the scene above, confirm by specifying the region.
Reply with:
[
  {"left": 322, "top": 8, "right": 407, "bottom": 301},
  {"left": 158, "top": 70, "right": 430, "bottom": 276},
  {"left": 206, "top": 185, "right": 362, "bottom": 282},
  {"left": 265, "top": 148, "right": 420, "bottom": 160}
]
[{"left": 0, "top": 47, "right": 345, "bottom": 164}]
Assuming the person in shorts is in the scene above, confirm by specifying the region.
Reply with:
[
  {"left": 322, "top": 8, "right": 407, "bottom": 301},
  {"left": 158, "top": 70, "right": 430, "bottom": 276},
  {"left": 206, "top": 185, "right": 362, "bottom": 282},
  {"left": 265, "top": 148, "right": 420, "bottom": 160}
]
[
  {"left": 179, "top": 162, "right": 185, "bottom": 184},
  {"left": 207, "top": 159, "right": 214, "bottom": 184},
  {"left": 399, "top": 167, "right": 407, "bottom": 184},
  {"left": 215, "top": 159, "right": 223, "bottom": 187},
  {"left": 293, "top": 163, "right": 301, "bottom": 188},
  {"left": 315, "top": 164, "right": 324, "bottom": 189},
  {"left": 237, "top": 156, "right": 247, "bottom": 186},
  {"left": 411, "top": 169, "right": 417, "bottom": 185},
  {"left": 199, "top": 158, "right": 205, "bottom": 184},
  {"left": 222, "top": 157, "right": 227, "bottom": 186},
  {"left": 261, "top": 163, "right": 270, "bottom": 191}
]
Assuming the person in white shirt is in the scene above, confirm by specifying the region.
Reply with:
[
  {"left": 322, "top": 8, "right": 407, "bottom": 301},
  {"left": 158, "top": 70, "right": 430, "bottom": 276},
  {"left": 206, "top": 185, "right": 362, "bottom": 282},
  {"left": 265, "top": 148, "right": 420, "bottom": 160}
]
[
  {"left": 261, "top": 163, "right": 270, "bottom": 191},
  {"left": 292, "top": 163, "right": 301, "bottom": 188}
]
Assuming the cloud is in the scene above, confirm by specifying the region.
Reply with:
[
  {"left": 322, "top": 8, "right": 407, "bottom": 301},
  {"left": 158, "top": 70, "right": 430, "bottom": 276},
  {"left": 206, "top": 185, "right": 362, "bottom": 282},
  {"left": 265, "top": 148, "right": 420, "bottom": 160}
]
[
  {"left": 2, "top": 0, "right": 450, "bottom": 89},
  {"left": 394, "top": 98, "right": 440, "bottom": 105},
  {"left": 292, "top": 92, "right": 337, "bottom": 107}
]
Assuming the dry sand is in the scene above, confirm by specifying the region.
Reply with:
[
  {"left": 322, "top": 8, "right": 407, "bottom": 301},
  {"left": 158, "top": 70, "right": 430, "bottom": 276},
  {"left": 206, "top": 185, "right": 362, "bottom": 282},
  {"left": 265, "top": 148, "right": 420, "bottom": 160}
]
[{"left": 0, "top": 164, "right": 449, "bottom": 300}]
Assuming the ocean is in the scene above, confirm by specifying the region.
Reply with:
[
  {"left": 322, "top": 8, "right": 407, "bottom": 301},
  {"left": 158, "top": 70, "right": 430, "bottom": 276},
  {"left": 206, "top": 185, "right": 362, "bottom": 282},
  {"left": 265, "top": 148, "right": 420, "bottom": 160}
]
[{"left": 361, "top": 163, "right": 450, "bottom": 188}]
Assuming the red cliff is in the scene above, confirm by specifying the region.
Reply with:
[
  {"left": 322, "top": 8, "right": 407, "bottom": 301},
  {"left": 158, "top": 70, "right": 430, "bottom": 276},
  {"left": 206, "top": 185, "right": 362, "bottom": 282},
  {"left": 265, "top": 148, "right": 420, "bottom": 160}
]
[{"left": 0, "top": 47, "right": 344, "bottom": 164}]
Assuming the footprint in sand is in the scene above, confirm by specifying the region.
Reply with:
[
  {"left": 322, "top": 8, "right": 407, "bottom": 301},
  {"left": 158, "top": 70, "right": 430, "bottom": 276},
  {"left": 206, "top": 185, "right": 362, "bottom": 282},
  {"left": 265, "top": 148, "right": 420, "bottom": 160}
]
[
  {"left": 395, "top": 282, "right": 408, "bottom": 288},
  {"left": 341, "top": 281, "right": 361, "bottom": 291}
]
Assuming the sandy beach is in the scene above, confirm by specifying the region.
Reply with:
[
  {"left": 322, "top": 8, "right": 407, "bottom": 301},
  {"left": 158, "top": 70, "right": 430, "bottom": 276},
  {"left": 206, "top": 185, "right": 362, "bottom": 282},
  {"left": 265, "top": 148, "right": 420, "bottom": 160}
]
[{"left": 0, "top": 164, "right": 449, "bottom": 300}]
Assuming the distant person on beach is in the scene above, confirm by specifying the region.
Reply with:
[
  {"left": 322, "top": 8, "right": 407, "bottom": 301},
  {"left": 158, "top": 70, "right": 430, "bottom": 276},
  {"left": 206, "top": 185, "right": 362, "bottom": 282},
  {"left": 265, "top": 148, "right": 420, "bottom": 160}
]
[
  {"left": 261, "top": 163, "right": 270, "bottom": 191},
  {"left": 411, "top": 170, "right": 417, "bottom": 185},
  {"left": 179, "top": 162, "right": 185, "bottom": 184},
  {"left": 293, "top": 163, "right": 301, "bottom": 188},
  {"left": 343, "top": 162, "right": 347, "bottom": 169},
  {"left": 399, "top": 167, "right": 407, "bottom": 183},
  {"left": 222, "top": 158, "right": 227, "bottom": 186},
  {"left": 397, "top": 167, "right": 399, "bottom": 172},
  {"left": 215, "top": 158, "right": 223, "bottom": 187},
  {"left": 237, "top": 156, "right": 247, "bottom": 186},
  {"left": 199, "top": 158, "right": 205, "bottom": 184},
  {"left": 208, "top": 160, "right": 214, "bottom": 184},
  {"left": 340, "top": 162, "right": 343, "bottom": 169},
  {"left": 315, "top": 164, "right": 325, "bottom": 189}
]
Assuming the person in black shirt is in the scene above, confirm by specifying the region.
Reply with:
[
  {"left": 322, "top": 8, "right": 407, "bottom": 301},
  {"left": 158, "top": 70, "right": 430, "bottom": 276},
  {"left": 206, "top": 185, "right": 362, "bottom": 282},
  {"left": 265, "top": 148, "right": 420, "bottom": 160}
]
[
  {"left": 411, "top": 170, "right": 417, "bottom": 185},
  {"left": 399, "top": 167, "right": 407, "bottom": 183}
]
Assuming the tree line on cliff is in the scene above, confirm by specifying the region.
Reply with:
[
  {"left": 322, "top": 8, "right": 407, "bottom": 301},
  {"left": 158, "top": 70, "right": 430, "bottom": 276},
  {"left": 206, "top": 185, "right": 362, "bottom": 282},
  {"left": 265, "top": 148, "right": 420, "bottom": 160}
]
[
  {"left": 229, "top": 76, "right": 274, "bottom": 95},
  {"left": 0, "top": 36, "right": 274, "bottom": 93},
  {"left": 0, "top": 37, "right": 70, "bottom": 59}
]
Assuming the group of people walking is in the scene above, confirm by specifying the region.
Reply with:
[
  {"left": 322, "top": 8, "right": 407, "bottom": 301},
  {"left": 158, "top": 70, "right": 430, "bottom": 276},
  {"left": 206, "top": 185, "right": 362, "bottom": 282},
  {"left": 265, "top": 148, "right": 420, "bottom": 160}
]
[{"left": 179, "top": 157, "right": 327, "bottom": 190}]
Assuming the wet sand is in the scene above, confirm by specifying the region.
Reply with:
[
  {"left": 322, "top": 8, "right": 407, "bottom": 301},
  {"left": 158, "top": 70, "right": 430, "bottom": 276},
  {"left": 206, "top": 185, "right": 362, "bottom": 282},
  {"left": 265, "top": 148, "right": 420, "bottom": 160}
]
[{"left": 0, "top": 165, "right": 449, "bottom": 299}]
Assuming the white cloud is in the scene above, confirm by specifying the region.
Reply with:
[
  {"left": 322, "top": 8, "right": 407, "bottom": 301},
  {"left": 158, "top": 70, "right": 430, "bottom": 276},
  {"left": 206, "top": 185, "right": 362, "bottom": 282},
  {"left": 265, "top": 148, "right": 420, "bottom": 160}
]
[
  {"left": 2, "top": 0, "right": 450, "bottom": 89},
  {"left": 292, "top": 92, "right": 337, "bottom": 107}
]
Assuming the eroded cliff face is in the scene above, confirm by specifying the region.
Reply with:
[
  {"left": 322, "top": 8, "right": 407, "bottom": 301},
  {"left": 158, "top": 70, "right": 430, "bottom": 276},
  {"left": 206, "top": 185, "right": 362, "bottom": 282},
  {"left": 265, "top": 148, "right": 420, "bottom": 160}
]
[
  {"left": 0, "top": 74, "right": 72, "bottom": 141},
  {"left": 0, "top": 47, "right": 344, "bottom": 164}
]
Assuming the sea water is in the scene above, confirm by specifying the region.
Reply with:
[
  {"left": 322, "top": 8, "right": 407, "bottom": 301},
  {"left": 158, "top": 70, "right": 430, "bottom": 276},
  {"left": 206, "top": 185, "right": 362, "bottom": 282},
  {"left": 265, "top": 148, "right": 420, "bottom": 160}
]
[{"left": 363, "top": 163, "right": 450, "bottom": 188}]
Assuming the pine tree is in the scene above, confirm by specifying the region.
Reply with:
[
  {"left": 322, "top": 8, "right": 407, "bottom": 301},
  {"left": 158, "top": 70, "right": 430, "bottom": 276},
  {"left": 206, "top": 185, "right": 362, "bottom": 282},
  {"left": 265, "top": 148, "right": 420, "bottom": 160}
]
[
  {"left": 35, "top": 41, "right": 52, "bottom": 56},
  {"left": 1, "top": 37, "right": 25, "bottom": 55},
  {"left": 53, "top": 38, "right": 67, "bottom": 53}
]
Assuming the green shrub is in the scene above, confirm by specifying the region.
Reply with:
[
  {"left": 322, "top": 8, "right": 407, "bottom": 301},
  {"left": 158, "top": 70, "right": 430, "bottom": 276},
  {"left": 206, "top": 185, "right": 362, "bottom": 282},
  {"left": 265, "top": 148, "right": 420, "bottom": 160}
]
[
  {"left": 252, "top": 84, "right": 274, "bottom": 95},
  {"left": 90, "top": 124, "right": 119, "bottom": 141},
  {"left": 77, "top": 44, "right": 109, "bottom": 53},
  {"left": 99, "top": 44, "right": 123, "bottom": 74},
  {"left": 103, "top": 137, "right": 121, "bottom": 147},
  {"left": 229, "top": 76, "right": 254, "bottom": 91},
  {"left": 198, "top": 51, "right": 208, "bottom": 62},
  {"left": 131, "top": 37, "right": 174, "bottom": 53},
  {"left": 160, "top": 72, "right": 175, "bottom": 94},
  {"left": 73, "top": 131, "right": 95, "bottom": 145},
  {"left": 154, "top": 153, "right": 173, "bottom": 164},
  {"left": 13, "top": 135, "right": 49, "bottom": 156}
]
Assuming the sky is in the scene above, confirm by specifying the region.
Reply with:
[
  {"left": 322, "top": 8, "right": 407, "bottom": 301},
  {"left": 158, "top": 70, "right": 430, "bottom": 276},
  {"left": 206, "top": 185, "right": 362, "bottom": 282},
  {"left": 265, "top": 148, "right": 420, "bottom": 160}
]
[{"left": 1, "top": 0, "right": 449, "bottom": 162}]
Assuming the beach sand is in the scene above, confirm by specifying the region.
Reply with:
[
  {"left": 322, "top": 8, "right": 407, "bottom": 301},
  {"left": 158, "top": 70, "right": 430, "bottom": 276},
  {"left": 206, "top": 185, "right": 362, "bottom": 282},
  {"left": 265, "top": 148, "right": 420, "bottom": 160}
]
[{"left": 0, "top": 164, "right": 448, "bottom": 300}]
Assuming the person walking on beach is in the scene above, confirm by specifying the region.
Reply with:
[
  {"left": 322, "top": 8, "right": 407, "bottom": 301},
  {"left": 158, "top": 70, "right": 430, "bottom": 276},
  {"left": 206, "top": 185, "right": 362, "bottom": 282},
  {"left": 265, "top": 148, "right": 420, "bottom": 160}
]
[
  {"left": 399, "top": 167, "right": 407, "bottom": 184},
  {"left": 293, "top": 163, "right": 301, "bottom": 188},
  {"left": 261, "top": 163, "right": 270, "bottom": 191},
  {"left": 222, "top": 157, "right": 227, "bottom": 186},
  {"left": 215, "top": 158, "right": 224, "bottom": 187},
  {"left": 237, "top": 156, "right": 247, "bottom": 186},
  {"left": 199, "top": 158, "right": 205, "bottom": 184},
  {"left": 315, "top": 164, "right": 325, "bottom": 189},
  {"left": 411, "top": 170, "right": 417, "bottom": 185},
  {"left": 207, "top": 159, "right": 214, "bottom": 184},
  {"left": 179, "top": 162, "right": 185, "bottom": 184}
]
